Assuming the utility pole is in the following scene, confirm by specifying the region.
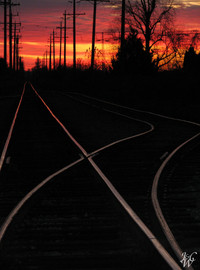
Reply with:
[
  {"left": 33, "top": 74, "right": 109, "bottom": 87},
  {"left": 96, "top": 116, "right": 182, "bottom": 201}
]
[
  {"left": 49, "top": 34, "right": 52, "bottom": 71},
  {"left": 4, "top": 0, "right": 7, "bottom": 64},
  {"left": 73, "top": 0, "right": 76, "bottom": 69},
  {"left": 62, "top": 11, "right": 73, "bottom": 69},
  {"left": 8, "top": 0, "right": 20, "bottom": 69},
  {"left": 96, "top": 31, "right": 111, "bottom": 69},
  {"left": 96, "top": 32, "right": 105, "bottom": 70},
  {"left": 91, "top": 0, "right": 109, "bottom": 70},
  {"left": 91, "top": 0, "right": 97, "bottom": 70},
  {"left": 97, "top": 32, "right": 105, "bottom": 68},
  {"left": 45, "top": 50, "right": 48, "bottom": 69},
  {"left": 9, "top": 0, "right": 12, "bottom": 68},
  {"left": 12, "top": 21, "right": 21, "bottom": 71},
  {"left": 82, "top": 0, "right": 108, "bottom": 70},
  {"left": 60, "top": 22, "right": 62, "bottom": 66},
  {"left": 66, "top": 2, "right": 85, "bottom": 70},
  {"left": 13, "top": 22, "right": 16, "bottom": 69},
  {"left": 16, "top": 34, "right": 19, "bottom": 70},
  {"left": 57, "top": 21, "right": 63, "bottom": 66},
  {"left": 121, "top": 0, "right": 125, "bottom": 64},
  {"left": 53, "top": 29, "right": 55, "bottom": 70},
  {"left": 0, "top": 0, "right": 20, "bottom": 67},
  {"left": 63, "top": 10, "right": 67, "bottom": 68}
]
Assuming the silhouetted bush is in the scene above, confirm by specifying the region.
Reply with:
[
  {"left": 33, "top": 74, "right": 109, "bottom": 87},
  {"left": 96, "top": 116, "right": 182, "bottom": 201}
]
[
  {"left": 111, "top": 28, "right": 156, "bottom": 75},
  {"left": 0, "top": 58, "right": 7, "bottom": 73},
  {"left": 183, "top": 46, "right": 200, "bottom": 73}
]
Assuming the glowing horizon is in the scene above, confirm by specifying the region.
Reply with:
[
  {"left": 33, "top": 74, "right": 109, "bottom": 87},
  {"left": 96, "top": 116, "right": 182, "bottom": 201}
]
[{"left": 20, "top": 42, "right": 117, "bottom": 70}]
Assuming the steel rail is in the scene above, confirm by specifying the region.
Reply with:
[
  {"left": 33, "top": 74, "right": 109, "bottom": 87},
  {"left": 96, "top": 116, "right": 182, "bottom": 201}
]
[
  {"left": 0, "top": 82, "right": 27, "bottom": 172},
  {"left": 30, "top": 83, "right": 88, "bottom": 157},
  {"left": 152, "top": 132, "right": 200, "bottom": 270},
  {"left": 29, "top": 83, "right": 181, "bottom": 269},
  {"left": 66, "top": 93, "right": 154, "bottom": 129},
  {"left": 0, "top": 157, "right": 84, "bottom": 242},
  {"left": 65, "top": 93, "right": 154, "bottom": 156},
  {"left": 67, "top": 92, "right": 200, "bottom": 269},
  {"left": 0, "top": 82, "right": 154, "bottom": 244},
  {"left": 88, "top": 157, "right": 182, "bottom": 270},
  {"left": 68, "top": 92, "right": 200, "bottom": 127},
  {"left": 0, "top": 83, "right": 181, "bottom": 269}
]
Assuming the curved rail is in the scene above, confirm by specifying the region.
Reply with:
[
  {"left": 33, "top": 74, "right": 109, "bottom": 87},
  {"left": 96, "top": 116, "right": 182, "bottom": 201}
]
[
  {"left": 68, "top": 92, "right": 200, "bottom": 127},
  {"left": 0, "top": 82, "right": 182, "bottom": 270},
  {"left": 0, "top": 157, "right": 84, "bottom": 242},
  {"left": 152, "top": 132, "right": 200, "bottom": 270},
  {"left": 68, "top": 92, "right": 200, "bottom": 269},
  {"left": 65, "top": 93, "right": 154, "bottom": 156}
]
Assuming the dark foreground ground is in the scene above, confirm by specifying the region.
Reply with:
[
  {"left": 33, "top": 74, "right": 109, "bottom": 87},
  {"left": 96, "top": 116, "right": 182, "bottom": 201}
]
[
  {"left": 0, "top": 70, "right": 200, "bottom": 269},
  {"left": 1, "top": 68, "right": 200, "bottom": 124},
  {"left": 29, "top": 69, "right": 200, "bottom": 124}
]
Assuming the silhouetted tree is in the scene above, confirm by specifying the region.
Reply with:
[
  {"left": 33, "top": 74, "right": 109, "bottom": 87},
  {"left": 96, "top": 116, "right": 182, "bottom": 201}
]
[
  {"left": 127, "top": 0, "right": 175, "bottom": 68},
  {"left": 0, "top": 58, "right": 7, "bottom": 72},
  {"left": 19, "top": 57, "right": 25, "bottom": 72},
  {"left": 190, "top": 32, "right": 200, "bottom": 49},
  {"left": 85, "top": 47, "right": 103, "bottom": 69},
  {"left": 183, "top": 46, "right": 200, "bottom": 73},
  {"left": 112, "top": 28, "right": 155, "bottom": 73},
  {"left": 33, "top": 57, "right": 42, "bottom": 71}
]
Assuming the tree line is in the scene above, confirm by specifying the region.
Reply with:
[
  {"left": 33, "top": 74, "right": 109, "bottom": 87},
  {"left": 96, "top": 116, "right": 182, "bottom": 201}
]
[{"left": 32, "top": 0, "right": 200, "bottom": 74}]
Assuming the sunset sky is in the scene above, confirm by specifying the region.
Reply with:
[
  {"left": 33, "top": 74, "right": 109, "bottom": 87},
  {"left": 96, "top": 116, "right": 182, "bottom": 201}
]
[{"left": 0, "top": 0, "right": 200, "bottom": 70}]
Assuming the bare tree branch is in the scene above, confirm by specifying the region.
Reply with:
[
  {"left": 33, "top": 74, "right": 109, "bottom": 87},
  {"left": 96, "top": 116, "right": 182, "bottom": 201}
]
[{"left": 127, "top": 0, "right": 176, "bottom": 68}]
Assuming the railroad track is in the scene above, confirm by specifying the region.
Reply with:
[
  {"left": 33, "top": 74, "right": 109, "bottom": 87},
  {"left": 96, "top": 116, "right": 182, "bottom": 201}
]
[
  {"left": 0, "top": 82, "right": 199, "bottom": 269},
  {"left": 158, "top": 137, "right": 200, "bottom": 270},
  {"left": 60, "top": 92, "right": 200, "bottom": 269},
  {"left": 0, "top": 94, "right": 21, "bottom": 156}
]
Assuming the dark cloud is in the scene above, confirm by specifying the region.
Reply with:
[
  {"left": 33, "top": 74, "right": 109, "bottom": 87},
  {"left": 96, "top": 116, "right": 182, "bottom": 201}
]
[
  {"left": 176, "top": 5, "right": 200, "bottom": 30},
  {"left": 20, "top": 0, "right": 68, "bottom": 10}
]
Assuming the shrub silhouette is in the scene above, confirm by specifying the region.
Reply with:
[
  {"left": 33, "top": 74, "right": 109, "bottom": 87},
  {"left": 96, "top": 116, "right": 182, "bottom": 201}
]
[
  {"left": 112, "top": 28, "right": 155, "bottom": 74},
  {"left": 183, "top": 46, "right": 200, "bottom": 73}
]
